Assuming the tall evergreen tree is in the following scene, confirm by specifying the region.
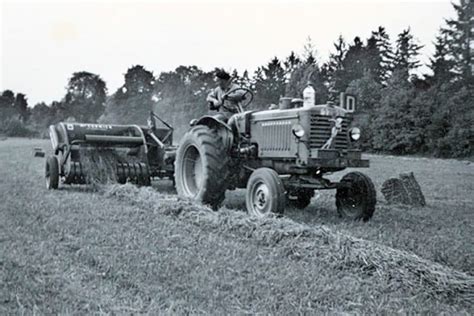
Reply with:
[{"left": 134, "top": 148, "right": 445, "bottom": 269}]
[
  {"left": 326, "top": 35, "right": 380, "bottom": 99},
  {"left": 253, "top": 57, "right": 286, "bottom": 108},
  {"left": 233, "top": 69, "right": 252, "bottom": 88},
  {"left": 393, "top": 28, "right": 424, "bottom": 80},
  {"left": 364, "top": 35, "right": 384, "bottom": 84},
  {"left": 283, "top": 51, "right": 302, "bottom": 76},
  {"left": 285, "top": 64, "right": 329, "bottom": 104},
  {"left": 442, "top": 0, "right": 474, "bottom": 85},
  {"left": 326, "top": 35, "right": 348, "bottom": 99},
  {"left": 302, "top": 36, "right": 318, "bottom": 65},
  {"left": 342, "top": 37, "right": 366, "bottom": 84},
  {"left": 429, "top": 32, "right": 456, "bottom": 85},
  {"left": 371, "top": 26, "right": 394, "bottom": 83}
]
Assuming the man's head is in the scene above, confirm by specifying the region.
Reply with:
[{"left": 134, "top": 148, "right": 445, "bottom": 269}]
[{"left": 215, "top": 69, "right": 231, "bottom": 89}]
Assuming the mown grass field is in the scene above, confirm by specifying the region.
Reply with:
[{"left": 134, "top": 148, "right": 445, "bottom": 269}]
[{"left": 1, "top": 137, "right": 473, "bottom": 314}]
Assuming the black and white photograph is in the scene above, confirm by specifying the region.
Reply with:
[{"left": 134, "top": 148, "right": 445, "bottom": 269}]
[{"left": 0, "top": 0, "right": 473, "bottom": 314}]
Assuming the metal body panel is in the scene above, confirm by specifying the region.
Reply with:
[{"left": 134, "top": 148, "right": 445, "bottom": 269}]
[
  {"left": 250, "top": 108, "right": 301, "bottom": 158},
  {"left": 56, "top": 123, "right": 145, "bottom": 146},
  {"left": 251, "top": 117, "right": 298, "bottom": 158}
]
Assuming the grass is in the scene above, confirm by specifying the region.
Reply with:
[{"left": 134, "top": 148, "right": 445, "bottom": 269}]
[{"left": 0, "top": 137, "right": 473, "bottom": 314}]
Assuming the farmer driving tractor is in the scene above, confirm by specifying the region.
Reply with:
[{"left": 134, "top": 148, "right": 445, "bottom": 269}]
[{"left": 206, "top": 69, "right": 249, "bottom": 122}]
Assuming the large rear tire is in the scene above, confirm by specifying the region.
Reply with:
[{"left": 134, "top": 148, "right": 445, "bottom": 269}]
[
  {"left": 336, "top": 172, "right": 376, "bottom": 221},
  {"left": 175, "top": 125, "right": 229, "bottom": 209},
  {"left": 45, "top": 156, "right": 59, "bottom": 190},
  {"left": 246, "top": 168, "right": 286, "bottom": 217}
]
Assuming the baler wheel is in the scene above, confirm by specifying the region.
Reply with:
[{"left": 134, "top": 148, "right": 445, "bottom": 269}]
[{"left": 45, "top": 156, "right": 59, "bottom": 190}]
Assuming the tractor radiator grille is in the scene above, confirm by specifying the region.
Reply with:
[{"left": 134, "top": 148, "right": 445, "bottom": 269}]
[
  {"left": 309, "top": 114, "right": 349, "bottom": 150},
  {"left": 259, "top": 120, "right": 293, "bottom": 152}
]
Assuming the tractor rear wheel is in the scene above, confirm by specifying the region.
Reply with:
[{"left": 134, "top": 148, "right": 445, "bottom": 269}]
[
  {"left": 246, "top": 168, "right": 285, "bottom": 217},
  {"left": 45, "top": 156, "right": 59, "bottom": 190},
  {"left": 336, "top": 172, "right": 376, "bottom": 221},
  {"left": 175, "top": 125, "right": 229, "bottom": 209},
  {"left": 287, "top": 188, "right": 314, "bottom": 209}
]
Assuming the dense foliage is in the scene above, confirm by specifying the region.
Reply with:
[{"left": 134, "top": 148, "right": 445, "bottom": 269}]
[{"left": 1, "top": 1, "right": 472, "bottom": 157}]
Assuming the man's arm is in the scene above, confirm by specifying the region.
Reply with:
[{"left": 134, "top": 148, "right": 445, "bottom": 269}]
[
  {"left": 225, "top": 84, "right": 246, "bottom": 102},
  {"left": 206, "top": 89, "right": 221, "bottom": 110}
]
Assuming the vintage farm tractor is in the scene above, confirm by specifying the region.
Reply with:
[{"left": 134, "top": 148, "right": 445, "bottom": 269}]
[
  {"left": 175, "top": 89, "right": 377, "bottom": 221},
  {"left": 45, "top": 112, "right": 175, "bottom": 189}
]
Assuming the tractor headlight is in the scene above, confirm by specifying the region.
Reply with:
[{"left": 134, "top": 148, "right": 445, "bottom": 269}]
[
  {"left": 292, "top": 124, "right": 305, "bottom": 138},
  {"left": 349, "top": 127, "right": 361, "bottom": 141}
]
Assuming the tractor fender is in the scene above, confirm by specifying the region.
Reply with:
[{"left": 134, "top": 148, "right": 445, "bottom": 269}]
[{"left": 192, "top": 115, "right": 234, "bottom": 152}]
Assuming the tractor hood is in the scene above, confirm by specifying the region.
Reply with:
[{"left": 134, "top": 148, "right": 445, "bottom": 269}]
[{"left": 251, "top": 104, "right": 349, "bottom": 120}]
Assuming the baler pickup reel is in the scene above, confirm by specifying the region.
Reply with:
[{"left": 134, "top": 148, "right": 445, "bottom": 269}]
[{"left": 45, "top": 112, "right": 175, "bottom": 189}]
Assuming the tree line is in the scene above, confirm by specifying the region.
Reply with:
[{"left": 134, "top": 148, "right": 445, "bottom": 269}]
[{"left": 1, "top": 1, "right": 472, "bottom": 157}]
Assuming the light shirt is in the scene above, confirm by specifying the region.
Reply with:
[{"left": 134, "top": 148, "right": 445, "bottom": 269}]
[{"left": 207, "top": 82, "right": 245, "bottom": 110}]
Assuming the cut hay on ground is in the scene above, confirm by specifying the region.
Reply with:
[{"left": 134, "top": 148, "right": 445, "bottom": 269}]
[{"left": 104, "top": 184, "right": 474, "bottom": 307}]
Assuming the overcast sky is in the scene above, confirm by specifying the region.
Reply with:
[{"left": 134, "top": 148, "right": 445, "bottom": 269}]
[{"left": 1, "top": 0, "right": 456, "bottom": 106}]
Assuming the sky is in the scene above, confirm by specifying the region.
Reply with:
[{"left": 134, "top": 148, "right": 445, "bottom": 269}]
[{"left": 0, "top": 0, "right": 456, "bottom": 107}]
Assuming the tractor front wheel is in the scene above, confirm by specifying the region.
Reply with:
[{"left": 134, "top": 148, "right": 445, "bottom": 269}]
[
  {"left": 175, "top": 125, "right": 229, "bottom": 209},
  {"left": 336, "top": 172, "right": 376, "bottom": 221},
  {"left": 246, "top": 168, "right": 285, "bottom": 217},
  {"left": 45, "top": 156, "right": 59, "bottom": 190}
]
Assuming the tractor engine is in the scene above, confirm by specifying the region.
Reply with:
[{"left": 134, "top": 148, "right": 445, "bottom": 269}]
[{"left": 233, "top": 103, "right": 368, "bottom": 174}]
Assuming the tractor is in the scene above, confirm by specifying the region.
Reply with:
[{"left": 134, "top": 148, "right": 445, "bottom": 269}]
[{"left": 174, "top": 89, "right": 376, "bottom": 221}]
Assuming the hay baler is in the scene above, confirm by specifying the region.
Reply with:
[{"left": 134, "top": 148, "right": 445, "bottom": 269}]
[{"left": 45, "top": 112, "right": 175, "bottom": 189}]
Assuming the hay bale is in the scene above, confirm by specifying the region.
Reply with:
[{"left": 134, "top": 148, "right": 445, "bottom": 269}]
[
  {"left": 381, "top": 178, "right": 410, "bottom": 204},
  {"left": 32, "top": 147, "right": 45, "bottom": 158},
  {"left": 400, "top": 172, "right": 426, "bottom": 206},
  {"left": 381, "top": 172, "right": 426, "bottom": 206}
]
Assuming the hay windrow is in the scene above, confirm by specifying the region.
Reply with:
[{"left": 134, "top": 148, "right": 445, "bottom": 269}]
[{"left": 103, "top": 184, "right": 474, "bottom": 306}]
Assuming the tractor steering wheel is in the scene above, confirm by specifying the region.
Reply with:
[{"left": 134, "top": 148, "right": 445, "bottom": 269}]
[{"left": 221, "top": 88, "right": 254, "bottom": 113}]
